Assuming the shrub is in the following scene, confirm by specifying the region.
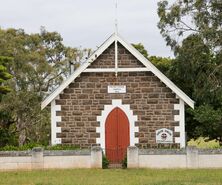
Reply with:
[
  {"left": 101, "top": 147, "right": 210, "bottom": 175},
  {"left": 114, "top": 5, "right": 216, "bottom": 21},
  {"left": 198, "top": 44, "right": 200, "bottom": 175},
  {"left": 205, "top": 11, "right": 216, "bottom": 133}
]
[
  {"left": 45, "top": 145, "right": 79, "bottom": 150},
  {"left": 0, "top": 128, "right": 17, "bottom": 147},
  {"left": 188, "top": 137, "right": 220, "bottom": 149},
  {"left": 121, "top": 155, "right": 127, "bottom": 169},
  {"left": 0, "top": 143, "right": 80, "bottom": 151},
  {"left": 0, "top": 143, "right": 43, "bottom": 151},
  {"left": 102, "top": 153, "right": 109, "bottom": 169}
]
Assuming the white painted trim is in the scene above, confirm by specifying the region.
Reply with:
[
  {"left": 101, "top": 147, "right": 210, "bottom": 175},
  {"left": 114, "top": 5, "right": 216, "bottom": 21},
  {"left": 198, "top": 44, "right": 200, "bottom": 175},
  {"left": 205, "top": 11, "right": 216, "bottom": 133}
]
[
  {"left": 174, "top": 99, "right": 185, "bottom": 148},
  {"left": 41, "top": 33, "right": 194, "bottom": 109},
  {"left": 84, "top": 68, "right": 149, "bottom": 73},
  {"left": 115, "top": 36, "right": 118, "bottom": 77},
  {"left": 96, "top": 99, "right": 138, "bottom": 150},
  {"left": 51, "top": 97, "right": 62, "bottom": 145}
]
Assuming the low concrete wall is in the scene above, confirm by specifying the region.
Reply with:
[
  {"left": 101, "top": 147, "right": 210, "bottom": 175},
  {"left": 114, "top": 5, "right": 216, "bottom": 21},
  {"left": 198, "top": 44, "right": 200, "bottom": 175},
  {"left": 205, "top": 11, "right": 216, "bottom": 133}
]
[
  {"left": 127, "top": 146, "right": 222, "bottom": 169},
  {"left": 0, "top": 147, "right": 102, "bottom": 170}
]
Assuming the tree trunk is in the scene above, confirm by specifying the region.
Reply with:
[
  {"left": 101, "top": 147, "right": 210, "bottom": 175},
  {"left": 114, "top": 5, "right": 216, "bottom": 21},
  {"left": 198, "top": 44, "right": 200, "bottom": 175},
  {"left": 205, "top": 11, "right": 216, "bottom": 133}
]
[
  {"left": 18, "top": 129, "right": 26, "bottom": 146},
  {"left": 17, "top": 117, "right": 26, "bottom": 146}
]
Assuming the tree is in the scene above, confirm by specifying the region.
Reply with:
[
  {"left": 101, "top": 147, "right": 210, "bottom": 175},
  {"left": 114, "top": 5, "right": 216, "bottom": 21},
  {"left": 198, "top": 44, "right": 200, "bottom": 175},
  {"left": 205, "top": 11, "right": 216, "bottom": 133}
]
[
  {"left": 132, "top": 43, "right": 173, "bottom": 74},
  {"left": 0, "top": 28, "right": 68, "bottom": 145},
  {"left": 149, "top": 56, "right": 172, "bottom": 75},
  {"left": 158, "top": 0, "right": 222, "bottom": 53},
  {"left": 167, "top": 34, "right": 222, "bottom": 140},
  {"left": 168, "top": 34, "right": 212, "bottom": 100},
  {"left": 132, "top": 43, "right": 149, "bottom": 59},
  {"left": 65, "top": 46, "right": 92, "bottom": 74},
  {"left": 0, "top": 56, "right": 14, "bottom": 147},
  {"left": 0, "top": 28, "right": 90, "bottom": 146},
  {"left": 0, "top": 56, "right": 12, "bottom": 95},
  {"left": 157, "top": 1, "right": 222, "bottom": 141},
  {"left": 191, "top": 105, "right": 222, "bottom": 141}
]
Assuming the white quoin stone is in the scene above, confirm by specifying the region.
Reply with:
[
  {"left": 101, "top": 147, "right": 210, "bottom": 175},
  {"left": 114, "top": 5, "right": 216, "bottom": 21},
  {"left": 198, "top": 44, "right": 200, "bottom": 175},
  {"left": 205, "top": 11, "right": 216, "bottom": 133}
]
[
  {"left": 51, "top": 97, "right": 62, "bottom": 145},
  {"left": 174, "top": 99, "right": 185, "bottom": 148}
]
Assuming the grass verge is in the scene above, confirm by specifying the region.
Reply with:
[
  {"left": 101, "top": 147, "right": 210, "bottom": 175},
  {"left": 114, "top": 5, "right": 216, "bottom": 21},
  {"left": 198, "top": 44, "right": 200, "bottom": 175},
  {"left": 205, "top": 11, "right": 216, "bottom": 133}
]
[{"left": 0, "top": 168, "right": 222, "bottom": 185}]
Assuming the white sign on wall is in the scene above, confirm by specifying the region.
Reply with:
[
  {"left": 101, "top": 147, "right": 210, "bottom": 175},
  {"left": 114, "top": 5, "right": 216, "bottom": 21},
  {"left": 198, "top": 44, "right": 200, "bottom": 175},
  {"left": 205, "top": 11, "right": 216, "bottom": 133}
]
[
  {"left": 108, "top": 85, "right": 126, "bottom": 94},
  {"left": 156, "top": 128, "right": 173, "bottom": 144}
]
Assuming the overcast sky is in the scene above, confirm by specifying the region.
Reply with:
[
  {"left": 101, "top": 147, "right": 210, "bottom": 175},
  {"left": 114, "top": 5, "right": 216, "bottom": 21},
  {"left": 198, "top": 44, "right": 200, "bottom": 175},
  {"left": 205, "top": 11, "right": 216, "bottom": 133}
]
[{"left": 0, "top": 0, "right": 174, "bottom": 57}]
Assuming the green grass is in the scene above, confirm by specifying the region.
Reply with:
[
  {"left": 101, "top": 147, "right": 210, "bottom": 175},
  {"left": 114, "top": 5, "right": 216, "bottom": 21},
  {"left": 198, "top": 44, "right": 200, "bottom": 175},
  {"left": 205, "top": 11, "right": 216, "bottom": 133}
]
[{"left": 1, "top": 169, "right": 222, "bottom": 185}]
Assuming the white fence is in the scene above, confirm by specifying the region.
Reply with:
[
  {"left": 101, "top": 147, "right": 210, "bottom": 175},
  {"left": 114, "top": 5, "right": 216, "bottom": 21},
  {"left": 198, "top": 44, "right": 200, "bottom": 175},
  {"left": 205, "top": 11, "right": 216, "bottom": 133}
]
[
  {"left": 127, "top": 146, "right": 222, "bottom": 168},
  {"left": 0, "top": 147, "right": 102, "bottom": 170},
  {"left": 1, "top": 146, "right": 222, "bottom": 170}
]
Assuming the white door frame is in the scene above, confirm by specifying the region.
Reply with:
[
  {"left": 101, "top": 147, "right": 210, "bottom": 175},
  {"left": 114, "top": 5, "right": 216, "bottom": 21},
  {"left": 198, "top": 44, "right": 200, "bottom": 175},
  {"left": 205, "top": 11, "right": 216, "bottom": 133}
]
[{"left": 96, "top": 99, "right": 138, "bottom": 150}]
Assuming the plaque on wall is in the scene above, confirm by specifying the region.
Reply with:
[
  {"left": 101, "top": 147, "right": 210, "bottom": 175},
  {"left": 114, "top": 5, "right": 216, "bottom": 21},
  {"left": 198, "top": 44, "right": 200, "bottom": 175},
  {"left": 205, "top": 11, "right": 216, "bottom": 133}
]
[
  {"left": 108, "top": 85, "right": 126, "bottom": 94},
  {"left": 156, "top": 128, "right": 173, "bottom": 144}
]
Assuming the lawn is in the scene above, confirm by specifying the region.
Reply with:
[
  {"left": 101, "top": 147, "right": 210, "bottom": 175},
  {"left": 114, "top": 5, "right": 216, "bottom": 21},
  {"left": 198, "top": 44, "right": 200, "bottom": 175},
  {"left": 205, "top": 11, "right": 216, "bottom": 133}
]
[{"left": 0, "top": 169, "right": 222, "bottom": 185}]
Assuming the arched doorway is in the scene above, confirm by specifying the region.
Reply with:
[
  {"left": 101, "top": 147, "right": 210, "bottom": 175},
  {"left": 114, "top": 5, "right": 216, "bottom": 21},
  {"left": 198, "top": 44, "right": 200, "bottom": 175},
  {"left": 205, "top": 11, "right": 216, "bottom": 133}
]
[{"left": 105, "top": 107, "right": 130, "bottom": 164}]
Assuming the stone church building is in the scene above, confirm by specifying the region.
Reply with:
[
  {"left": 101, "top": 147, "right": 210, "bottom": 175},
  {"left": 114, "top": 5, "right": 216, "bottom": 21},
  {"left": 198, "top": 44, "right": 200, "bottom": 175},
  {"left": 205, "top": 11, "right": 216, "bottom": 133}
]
[{"left": 41, "top": 33, "right": 194, "bottom": 163}]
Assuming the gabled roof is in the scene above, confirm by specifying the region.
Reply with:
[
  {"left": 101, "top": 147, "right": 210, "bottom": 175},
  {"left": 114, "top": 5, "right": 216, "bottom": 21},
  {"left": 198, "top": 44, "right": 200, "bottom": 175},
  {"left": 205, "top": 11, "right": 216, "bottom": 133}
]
[{"left": 41, "top": 33, "right": 194, "bottom": 109}]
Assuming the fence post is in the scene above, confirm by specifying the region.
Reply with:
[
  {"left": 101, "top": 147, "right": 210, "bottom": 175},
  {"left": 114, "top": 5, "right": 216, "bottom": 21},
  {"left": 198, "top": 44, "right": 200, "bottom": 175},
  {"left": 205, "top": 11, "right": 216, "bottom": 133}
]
[
  {"left": 186, "top": 146, "right": 199, "bottom": 168},
  {"left": 127, "top": 146, "right": 139, "bottom": 168},
  {"left": 31, "top": 147, "right": 44, "bottom": 169},
  {"left": 91, "top": 146, "right": 102, "bottom": 168}
]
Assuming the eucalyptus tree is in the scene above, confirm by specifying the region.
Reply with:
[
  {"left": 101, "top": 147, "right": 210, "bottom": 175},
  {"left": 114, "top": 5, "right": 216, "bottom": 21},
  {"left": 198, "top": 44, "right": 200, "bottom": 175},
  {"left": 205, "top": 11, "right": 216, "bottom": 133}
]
[
  {"left": 157, "top": 0, "right": 222, "bottom": 141},
  {"left": 0, "top": 28, "right": 90, "bottom": 146},
  {"left": 157, "top": 0, "right": 222, "bottom": 53}
]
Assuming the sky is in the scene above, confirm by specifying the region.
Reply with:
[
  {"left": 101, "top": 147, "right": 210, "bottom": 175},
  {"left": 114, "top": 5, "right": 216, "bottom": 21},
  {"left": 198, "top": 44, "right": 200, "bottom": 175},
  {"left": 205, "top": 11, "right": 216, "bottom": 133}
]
[{"left": 0, "top": 0, "right": 174, "bottom": 57}]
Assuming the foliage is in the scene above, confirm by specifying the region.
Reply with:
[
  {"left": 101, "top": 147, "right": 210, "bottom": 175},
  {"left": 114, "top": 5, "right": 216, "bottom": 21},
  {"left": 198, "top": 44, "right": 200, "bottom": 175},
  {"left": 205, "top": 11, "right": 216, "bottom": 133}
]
[
  {"left": 168, "top": 34, "right": 215, "bottom": 100},
  {"left": 0, "top": 143, "right": 80, "bottom": 151},
  {"left": 134, "top": 36, "right": 222, "bottom": 141},
  {"left": 45, "top": 145, "right": 80, "bottom": 151},
  {"left": 0, "top": 91, "right": 50, "bottom": 146},
  {"left": 0, "top": 127, "right": 17, "bottom": 147},
  {"left": 0, "top": 27, "right": 90, "bottom": 146},
  {"left": 102, "top": 153, "right": 109, "bottom": 169},
  {"left": 149, "top": 55, "right": 172, "bottom": 75},
  {"left": 0, "top": 56, "right": 13, "bottom": 95},
  {"left": 157, "top": 0, "right": 222, "bottom": 53},
  {"left": 157, "top": 1, "right": 222, "bottom": 142},
  {"left": 0, "top": 56, "right": 14, "bottom": 147},
  {"left": 169, "top": 34, "right": 222, "bottom": 141},
  {"left": 188, "top": 137, "right": 220, "bottom": 149},
  {"left": 65, "top": 46, "right": 92, "bottom": 72},
  {"left": 0, "top": 28, "right": 66, "bottom": 146},
  {"left": 0, "top": 143, "right": 43, "bottom": 151},
  {"left": 0, "top": 27, "right": 68, "bottom": 96},
  {"left": 121, "top": 154, "right": 127, "bottom": 169},
  {"left": 188, "top": 105, "right": 222, "bottom": 140},
  {"left": 132, "top": 43, "right": 149, "bottom": 59},
  {"left": 132, "top": 43, "right": 173, "bottom": 75}
]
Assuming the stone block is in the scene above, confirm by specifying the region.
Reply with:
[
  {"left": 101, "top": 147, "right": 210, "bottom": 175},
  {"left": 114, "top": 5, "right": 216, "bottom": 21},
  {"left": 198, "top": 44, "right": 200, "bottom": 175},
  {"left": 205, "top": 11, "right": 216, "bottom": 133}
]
[
  {"left": 31, "top": 147, "right": 43, "bottom": 169},
  {"left": 186, "top": 146, "right": 199, "bottom": 168},
  {"left": 127, "top": 146, "right": 139, "bottom": 168},
  {"left": 90, "top": 147, "right": 102, "bottom": 168}
]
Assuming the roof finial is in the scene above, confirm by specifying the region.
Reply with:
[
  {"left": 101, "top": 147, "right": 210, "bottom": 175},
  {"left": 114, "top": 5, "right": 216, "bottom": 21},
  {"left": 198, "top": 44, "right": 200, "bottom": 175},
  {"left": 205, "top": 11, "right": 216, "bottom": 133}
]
[
  {"left": 114, "top": 0, "right": 118, "bottom": 77},
  {"left": 115, "top": 0, "right": 118, "bottom": 35}
]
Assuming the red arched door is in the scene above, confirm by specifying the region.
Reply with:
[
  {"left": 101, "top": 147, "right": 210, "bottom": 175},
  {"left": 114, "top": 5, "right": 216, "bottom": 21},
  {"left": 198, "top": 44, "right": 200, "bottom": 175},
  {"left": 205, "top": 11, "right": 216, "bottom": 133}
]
[{"left": 105, "top": 107, "right": 130, "bottom": 164}]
